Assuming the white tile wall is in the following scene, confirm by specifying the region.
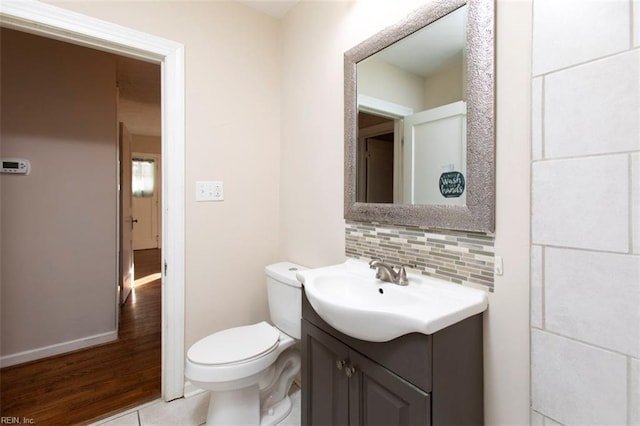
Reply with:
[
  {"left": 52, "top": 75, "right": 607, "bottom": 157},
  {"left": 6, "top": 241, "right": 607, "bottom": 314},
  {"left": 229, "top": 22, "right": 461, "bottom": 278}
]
[
  {"left": 635, "top": 0, "right": 640, "bottom": 47},
  {"left": 532, "top": 0, "right": 629, "bottom": 76},
  {"left": 531, "top": 330, "right": 628, "bottom": 425},
  {"left": 532, "top": 155, "right": 629, "bottom": 252},
  {"left": 632, "top": 357, "right": 640, "bottom": 425},
  {"left": 531, "top": 410, "right": 544, "bottom": 426},
  {"left": 531, "top": 77, "right": 543, "bottom": 161},
  {"left": 545, "top": 247, "right": 640, "bottom": 357},
  {"left": 633, "top": 153, "right": 640, "bottom": 254},
  {"left": 545, "top": 50, "right": 640, "bottom": 159},
  {"left": 545, "top": 417, "right": 563, "bottom": 426},
  {"left": 531, "top": 410, "right": 563, "bottom": 426},
  {"left": 531, "top": 2, "right": 639, "bottom": 423},
  {"left": 530, "top": 245, "right": 543, "bottom": 329},
  {"left": 531, "top": 411, "right": 561, "bottom": 426}
]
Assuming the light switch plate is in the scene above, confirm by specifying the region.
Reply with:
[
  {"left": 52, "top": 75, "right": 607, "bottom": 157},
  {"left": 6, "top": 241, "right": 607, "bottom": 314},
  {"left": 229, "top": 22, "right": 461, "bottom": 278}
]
[{"left": 196, "top": 181, "right": 224, "bottom": 201}]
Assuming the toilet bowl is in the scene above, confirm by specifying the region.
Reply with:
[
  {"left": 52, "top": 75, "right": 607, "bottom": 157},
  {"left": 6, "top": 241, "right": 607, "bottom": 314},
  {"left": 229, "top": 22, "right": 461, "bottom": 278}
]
[{"left": 185, "top": 262, "right": 305, "bottom": 425}]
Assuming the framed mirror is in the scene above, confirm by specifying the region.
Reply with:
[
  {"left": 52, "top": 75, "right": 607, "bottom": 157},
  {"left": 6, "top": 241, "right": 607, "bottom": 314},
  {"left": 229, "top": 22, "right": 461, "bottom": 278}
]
[{"left": 344, "top": 0, "right": 495, "bottom": 232}]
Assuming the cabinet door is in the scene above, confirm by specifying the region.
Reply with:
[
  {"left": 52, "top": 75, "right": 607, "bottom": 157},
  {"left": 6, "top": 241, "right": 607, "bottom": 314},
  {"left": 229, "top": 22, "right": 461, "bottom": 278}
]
[
  {"left": 349, "top": 350, "right": 431, "bottom": 426},
  {"left": 302, "top": 321, "right": 350, "bottom": 426}
]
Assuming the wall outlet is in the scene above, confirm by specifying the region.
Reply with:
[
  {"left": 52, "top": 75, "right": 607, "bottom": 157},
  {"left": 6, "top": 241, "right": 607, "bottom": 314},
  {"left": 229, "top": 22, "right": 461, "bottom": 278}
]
[
  {"left": 196, "top": 181, "right": 224, "bottom": 202},
  {"left": 494, "top": 255, "right": 503, "bottom": 276}
]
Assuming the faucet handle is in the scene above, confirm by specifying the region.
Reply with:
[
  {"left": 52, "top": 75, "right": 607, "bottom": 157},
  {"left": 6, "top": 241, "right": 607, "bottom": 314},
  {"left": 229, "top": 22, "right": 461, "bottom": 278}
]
[
  {"left": 397, "top": 263, "right": 414, "bottom": 286},
  {"left": 368, "top": 257, "right": 383, "bottom": 268}
]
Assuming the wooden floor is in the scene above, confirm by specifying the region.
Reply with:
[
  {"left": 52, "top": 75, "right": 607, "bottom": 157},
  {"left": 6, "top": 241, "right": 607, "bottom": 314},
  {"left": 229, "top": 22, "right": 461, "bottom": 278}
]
[{"left": 0, "top": 249, "right": 162, "bottom": 425}]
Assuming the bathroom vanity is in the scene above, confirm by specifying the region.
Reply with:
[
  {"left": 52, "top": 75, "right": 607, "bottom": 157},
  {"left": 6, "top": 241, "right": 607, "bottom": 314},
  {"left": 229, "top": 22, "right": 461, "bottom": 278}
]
[
  {"left": 302, "top": 0, "right": 495, "bottom": 419},
  {"left": 301, "top": 291, "right": 484, "bottom": 425}
]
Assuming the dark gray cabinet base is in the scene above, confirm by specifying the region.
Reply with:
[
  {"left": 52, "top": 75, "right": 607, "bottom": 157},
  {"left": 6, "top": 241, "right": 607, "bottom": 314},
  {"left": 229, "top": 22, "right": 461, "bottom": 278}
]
[{"left": 302, "top": 291, "right": 484, "bottom": 426}]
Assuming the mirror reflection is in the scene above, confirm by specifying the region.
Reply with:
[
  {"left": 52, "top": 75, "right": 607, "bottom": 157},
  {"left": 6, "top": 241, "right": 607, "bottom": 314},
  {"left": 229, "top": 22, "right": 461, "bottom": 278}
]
[{"left": 356, "top": 5, "right": 467, "bottom": 206}]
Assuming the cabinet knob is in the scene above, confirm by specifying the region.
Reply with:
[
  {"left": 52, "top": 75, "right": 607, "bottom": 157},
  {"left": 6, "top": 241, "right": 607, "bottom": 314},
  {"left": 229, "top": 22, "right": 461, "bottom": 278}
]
[
  {"left": 336, "top": 360, "right": 346, "bottom": 371},
  {"left": 345, "top": 366, "right": 357, "bottom": 378}
]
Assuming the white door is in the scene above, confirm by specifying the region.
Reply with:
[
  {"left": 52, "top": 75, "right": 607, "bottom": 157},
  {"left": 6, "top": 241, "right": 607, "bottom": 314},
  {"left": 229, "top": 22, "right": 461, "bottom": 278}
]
[
  {"left": 132, "top": 153, "right": 160, "bottom": 250},
  {"left": 119, "top": 123, "right": 134, "bottom": 305},
  {"left": 403, "top": 101, "right": 466, "bottom": 205}
]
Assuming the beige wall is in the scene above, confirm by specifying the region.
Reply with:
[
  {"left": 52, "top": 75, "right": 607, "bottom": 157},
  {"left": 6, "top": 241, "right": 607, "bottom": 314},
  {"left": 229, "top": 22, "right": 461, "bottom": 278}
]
[
  {"left": 1, "top": 29, "right": 118, "bottom": 361},
  {"left": 279, "top": 0, "right": 435, "bottom": 267},
  {"left": 489, "top": 1, "right": 532, "bottom": 423},
  {"left": 132, "top": 135, "right": 161, "bottom": 155},
  {"left": 45, "top": 0, "right": 283, "bottom": 347},
  {"left": 357, "top": 55, "right": 426, "bottom": 112},
  {"left": 423, "top": 57, "right": 465, "bottom": 110},
  {"left": 281, "top": 1, "right": 532, "bottom": 424}
]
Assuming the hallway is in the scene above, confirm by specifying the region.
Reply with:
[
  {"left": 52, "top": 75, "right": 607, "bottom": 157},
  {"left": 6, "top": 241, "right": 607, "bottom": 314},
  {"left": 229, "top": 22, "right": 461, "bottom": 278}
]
[{"left": 0, "top": 249, "right": 161, "bottom": 425}]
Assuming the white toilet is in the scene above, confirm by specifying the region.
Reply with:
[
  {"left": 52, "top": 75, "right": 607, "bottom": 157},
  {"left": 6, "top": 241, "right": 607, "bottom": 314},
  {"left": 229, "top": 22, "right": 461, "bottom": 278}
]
[{"left": 185, "top": 262, "right": 306, "bottom": 426}]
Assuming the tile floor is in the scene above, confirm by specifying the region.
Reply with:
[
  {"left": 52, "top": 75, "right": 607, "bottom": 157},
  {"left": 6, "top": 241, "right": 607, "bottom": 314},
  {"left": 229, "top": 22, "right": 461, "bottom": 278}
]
[{"left": 92, "top": 387, "right": 301, "bottom": 426}]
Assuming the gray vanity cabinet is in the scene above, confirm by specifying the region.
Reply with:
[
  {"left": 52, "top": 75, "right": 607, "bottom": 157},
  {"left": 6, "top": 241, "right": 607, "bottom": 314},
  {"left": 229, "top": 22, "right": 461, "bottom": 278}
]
[
  {"left": 347, "top": 338, "right": 431, "bottom": 425},
  {"left": 302, "top": 320, "right": 350, "bottom": 425},
  {"left": 303, "top": 321, "right": 430, "bottom": 426},
  {"left": 301, "top": 291, "right": 483, "bottom": 426}
]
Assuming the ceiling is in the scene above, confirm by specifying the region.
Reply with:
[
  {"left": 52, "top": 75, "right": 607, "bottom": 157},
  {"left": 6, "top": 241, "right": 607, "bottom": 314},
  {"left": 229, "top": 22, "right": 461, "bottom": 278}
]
[
  {"left": 376, "top": 5, "right": 466, "bottom": 78},
  {"left": 234, "top": 0, "right": 300, "bottom": 18}
]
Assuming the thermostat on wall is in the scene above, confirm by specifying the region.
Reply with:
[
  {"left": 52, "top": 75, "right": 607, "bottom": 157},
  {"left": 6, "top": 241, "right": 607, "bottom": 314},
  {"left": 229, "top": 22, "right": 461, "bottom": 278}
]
[{"left": 1, "top": 158, "right": 30, "bottom": 175}]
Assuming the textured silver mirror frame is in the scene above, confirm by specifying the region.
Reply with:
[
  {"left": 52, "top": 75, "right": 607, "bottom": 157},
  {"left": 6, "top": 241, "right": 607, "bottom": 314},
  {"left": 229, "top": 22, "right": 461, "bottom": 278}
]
[{"left": 344, "top": 0, "right": 495, "bottom": 233}]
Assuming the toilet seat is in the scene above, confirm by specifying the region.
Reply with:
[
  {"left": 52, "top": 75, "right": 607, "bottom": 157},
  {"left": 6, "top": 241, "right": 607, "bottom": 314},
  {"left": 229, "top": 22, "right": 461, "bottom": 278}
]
[
  {"left": 186, "top": 322, "right": 292, "bottom": 384},
  {"left": 188, "top": 321, "right": 280, "bottom": 366}
]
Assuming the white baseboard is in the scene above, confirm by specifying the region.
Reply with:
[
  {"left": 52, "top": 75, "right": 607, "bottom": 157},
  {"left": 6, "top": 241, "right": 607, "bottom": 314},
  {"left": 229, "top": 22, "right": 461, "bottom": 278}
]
[
  {"left": 183, "top": 380, "right": 206, "bottom": 399},
  {"left": 1, "top": 330, "right": 118, "bottom": 368}
]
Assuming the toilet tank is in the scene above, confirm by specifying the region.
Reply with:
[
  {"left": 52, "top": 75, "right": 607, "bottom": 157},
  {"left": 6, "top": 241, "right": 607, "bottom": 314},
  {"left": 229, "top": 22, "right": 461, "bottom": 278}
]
[{"left": 265, "top": 262, "right": 306, "bottom": 339}]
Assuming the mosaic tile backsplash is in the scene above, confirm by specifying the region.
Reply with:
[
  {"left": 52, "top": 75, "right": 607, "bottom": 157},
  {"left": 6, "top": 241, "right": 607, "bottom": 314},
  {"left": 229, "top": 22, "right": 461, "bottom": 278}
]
[{"left": 345, "top": 221, "right": 495, "bottom": 290}]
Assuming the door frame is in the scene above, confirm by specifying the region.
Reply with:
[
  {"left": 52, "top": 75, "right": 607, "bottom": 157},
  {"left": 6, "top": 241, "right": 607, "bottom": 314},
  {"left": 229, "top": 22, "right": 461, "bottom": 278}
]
[{"left": 0, "top": 1, "right": 186, "bottom": 401}]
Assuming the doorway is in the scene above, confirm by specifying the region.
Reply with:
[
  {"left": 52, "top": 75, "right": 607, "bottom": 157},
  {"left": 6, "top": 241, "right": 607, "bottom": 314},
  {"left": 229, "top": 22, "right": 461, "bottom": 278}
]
[
  {"left": 132, "top": 153, "right": 162, "bottom": 251},
  {"left": 357, "top": 111, "right": 396, "bottom": 204},
  {"left": 117, "top": 54, "right": 163, "bottom": 310},
  {"left": 0, "top": 0, "right": 185, "bottom": 404},
  {"left": 0, "top": 27, "right": 165, "bottom": 423}
]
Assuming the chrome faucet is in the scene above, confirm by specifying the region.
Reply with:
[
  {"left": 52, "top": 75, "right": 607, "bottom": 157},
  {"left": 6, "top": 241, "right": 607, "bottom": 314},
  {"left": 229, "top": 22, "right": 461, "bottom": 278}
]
[{"left": 368, "top": 258, "right": 409, "bottom": 286}]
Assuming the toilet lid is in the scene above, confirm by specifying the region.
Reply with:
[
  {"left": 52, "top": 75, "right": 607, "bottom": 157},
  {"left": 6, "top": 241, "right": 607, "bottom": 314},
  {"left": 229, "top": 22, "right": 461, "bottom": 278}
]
[{"left": 188, "top": 321, "right": 280, "bottom": 365}]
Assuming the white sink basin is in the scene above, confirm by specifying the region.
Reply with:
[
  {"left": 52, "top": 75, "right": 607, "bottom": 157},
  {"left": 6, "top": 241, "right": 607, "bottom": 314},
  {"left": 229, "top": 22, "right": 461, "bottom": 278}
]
[{"left": 296, "top": 259, "right": 488, "bottom": 342}]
